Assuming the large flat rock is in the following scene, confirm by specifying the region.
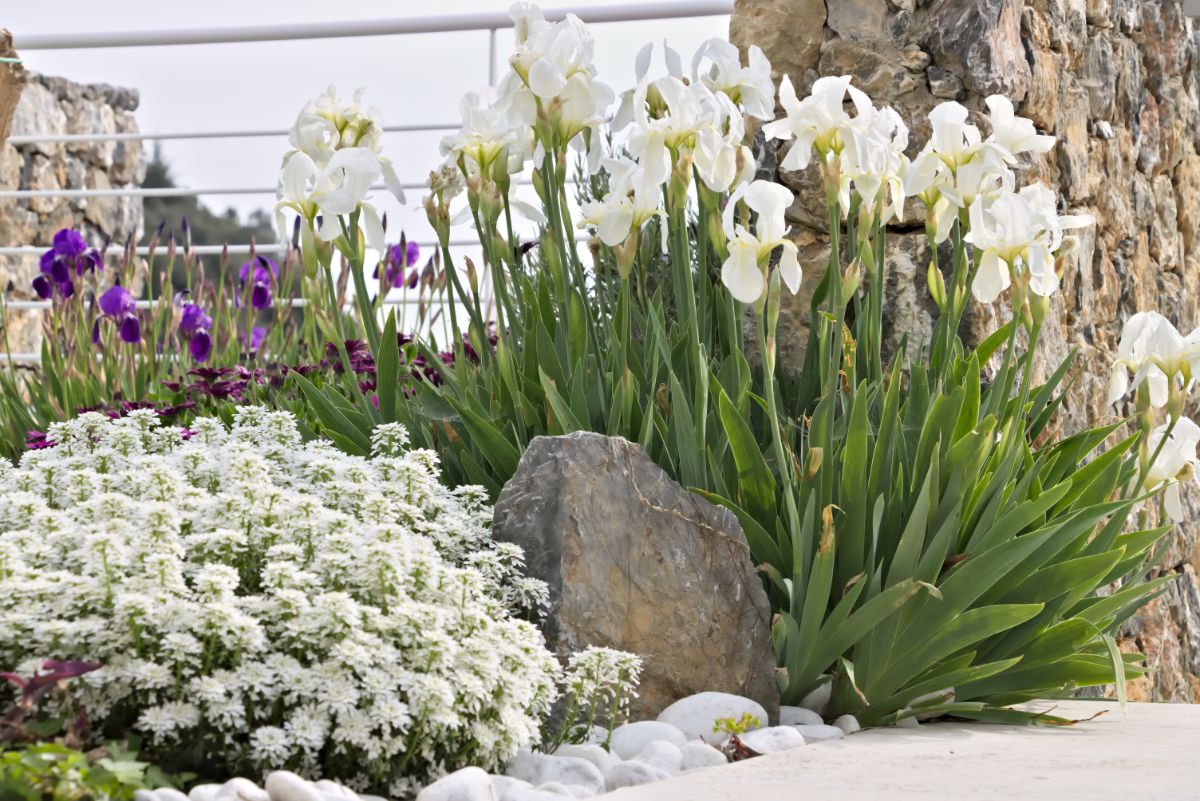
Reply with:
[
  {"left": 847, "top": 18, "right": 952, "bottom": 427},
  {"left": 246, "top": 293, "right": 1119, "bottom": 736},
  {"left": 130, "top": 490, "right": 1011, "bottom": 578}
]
[
  {"left": 492, "top": 432, "right": 777, "bottom": 720},
  {"left": 601, "top": 701, "right": 1200, "bottom": 800}
]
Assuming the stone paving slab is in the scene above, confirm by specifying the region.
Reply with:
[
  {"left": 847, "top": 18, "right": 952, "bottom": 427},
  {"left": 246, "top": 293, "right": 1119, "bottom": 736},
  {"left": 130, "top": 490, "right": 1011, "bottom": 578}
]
[{"left": 603, "top": 701, "right": 1200, "bottom": 801}]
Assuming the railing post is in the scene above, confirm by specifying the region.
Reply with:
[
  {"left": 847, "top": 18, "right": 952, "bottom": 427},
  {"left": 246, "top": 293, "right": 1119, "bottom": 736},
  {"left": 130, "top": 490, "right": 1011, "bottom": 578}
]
[{"left": 488, "top": 27, "right": 497, "bottom": 87}]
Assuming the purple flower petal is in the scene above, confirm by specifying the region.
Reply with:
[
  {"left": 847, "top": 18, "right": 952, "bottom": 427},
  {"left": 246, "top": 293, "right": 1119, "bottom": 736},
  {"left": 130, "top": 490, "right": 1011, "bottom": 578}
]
[
  {"left": 91, "top": 318, "right": 101, "bottom": 345},
  {"left": 189, "top": 328, "right": 212, "bottom": 362},
  {"left": 32, "top": 275, "right": 53, "bottom": 299},
  {"left": 250, "top": 281, "right": 272, "bottom": 309},
  {"left": 39, "top": 249, "right": 56, "bottom": 274},
  {"left": 76, "top": 249, "right": 102, "bottom": 276},
  {"left": 58, "top": 279, "right": 75, "bottom": 299},
  {"left": 49, "top": 258, "right": 70, "bottom": 284},
  {"left": 52, "top": 228, "right": 87, "bottom": 258},
  {"left": 119, "top": 313, "right": 141, "bottom": 344}
]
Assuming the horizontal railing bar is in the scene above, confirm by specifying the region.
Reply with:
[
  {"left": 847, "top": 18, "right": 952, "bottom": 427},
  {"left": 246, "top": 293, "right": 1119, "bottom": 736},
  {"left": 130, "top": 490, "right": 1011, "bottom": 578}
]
[
  {"left": 0, "top": 239, "right": 494, "bottom": 257},
  {"left": 0, "top": 182, "right": 415, "bottom": 199},
  {"left": 0, "top": 244, "right": 285, "bottom": 256},
  {"left": 6, "top": 122, "right": 460, "bottom": 145},
  {"left": 15, "top": 1, "right": 732, "bottom": 49},
  {"left": 4, "top": 296, "right": 446, "bottom": 311},
  {"left": 0, "top": 176, "right": 560, "bottom": 199}
]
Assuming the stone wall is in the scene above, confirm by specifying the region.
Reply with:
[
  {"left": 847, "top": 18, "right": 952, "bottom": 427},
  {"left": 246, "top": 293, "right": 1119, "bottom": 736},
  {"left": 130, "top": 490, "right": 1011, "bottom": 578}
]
[
  {"left": 732, "top": 0, "right": 1200, "bottom": 702},
  {"left": 0, "top": 42, "right": 145, "bottom": 354},
  {"left": 0, "top": 31, "right": 22, "bottom": 142}
]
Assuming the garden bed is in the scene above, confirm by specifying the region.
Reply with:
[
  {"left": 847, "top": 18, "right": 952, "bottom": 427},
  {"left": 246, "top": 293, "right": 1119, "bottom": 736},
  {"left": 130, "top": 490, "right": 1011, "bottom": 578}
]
[{"left": 601, "top": 701, "right": 1200, "bottom": 801}]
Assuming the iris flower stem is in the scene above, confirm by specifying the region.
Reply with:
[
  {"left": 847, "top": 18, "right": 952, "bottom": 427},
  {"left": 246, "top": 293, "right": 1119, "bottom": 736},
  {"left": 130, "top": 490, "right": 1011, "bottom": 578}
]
[
  {"left": 343, "top": 212, "right": 381, "bottom": 356},
  {"left": 668, "top": 181, "right": 706, "bottom": 484},
  {"left": 759, "top": 303, "right": 800, "bottom": 534}
]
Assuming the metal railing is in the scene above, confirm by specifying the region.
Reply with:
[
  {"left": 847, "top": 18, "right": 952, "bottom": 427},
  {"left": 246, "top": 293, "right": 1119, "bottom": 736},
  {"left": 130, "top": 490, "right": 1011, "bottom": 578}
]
[
  {"left": 5, "top": 121, "right": 459, "bottom": 146},
  {"left": 14, "top": 2, "right": 732, "bottom": 50}
]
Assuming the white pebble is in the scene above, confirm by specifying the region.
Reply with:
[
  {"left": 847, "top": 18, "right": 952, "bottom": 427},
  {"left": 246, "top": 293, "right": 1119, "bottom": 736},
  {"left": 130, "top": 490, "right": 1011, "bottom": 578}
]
[
  {"left": 550, "top": 744, "right": 619, "bottom": 775},
  {"left": 778, "top": 705, "right": 823, "bottom": 726},
  {"left": 633, "top": 740, "right": 683, "bottom": 775},
  {"left": 154, "top": 790, "right": 191, "bottom": 801},
  {"left": 896, "top": 714, "right": 921, "bottom": 728},
  {"left": 793, "top": 723, "right": 845, "bottom": 742},
  {"left": 608, "top": 720, "right": 687, "bottom": 759},
  {"left": 833, "top": 714, "right": 861, "bottom": 735},
  {"left": 798, "top": 679, "right": 832, "bottom": 716},
  {"left": 265, "top": 772, "right": 326, "bottom": 801},
  {"left": 134, "top": 792, "right": 159, "bottom": 801},
  {"left": 491, "top": 776, "right": 535, "bottom": 801},
  {"left": 417, "top": 767, "right": 498, "bottom": 801},
  {"left": 505, "top": 753, "right": 606, "bottom": 796},
  {"left": 737, "top": 726, "right": 807, "bottom": 754},
  {"left": 538, "top": 781, "right": 596, "bottom": 798},
  {"left": 314, "top": 780, "right": 359, "bottom": 798},
  {"left": 604, "top": 760, "right": 673, "bottom": 791},
  {"left": 188, "top": 786, "right": 223, "bottom": 801},
  {"left": 656, "top": 692, "right": 768, "bottom": 746},
  {"left": 218, "top": 777, "right": 270, "bottom": 796},
  {"left": 493, "top": 783, "right": 569, "bottom": 801},
  {"left": 218, "top": 778, "right": 269, "bottom": 801},
  {"left": 679, "top": 741, "right": 728, "bottom": 771}
]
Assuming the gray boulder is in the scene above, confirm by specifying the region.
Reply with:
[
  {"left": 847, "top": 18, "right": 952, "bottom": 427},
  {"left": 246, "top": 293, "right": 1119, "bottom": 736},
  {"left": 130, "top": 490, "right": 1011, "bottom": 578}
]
[{"left": 492, "top": 432, "right": 778, "bottom": 720}]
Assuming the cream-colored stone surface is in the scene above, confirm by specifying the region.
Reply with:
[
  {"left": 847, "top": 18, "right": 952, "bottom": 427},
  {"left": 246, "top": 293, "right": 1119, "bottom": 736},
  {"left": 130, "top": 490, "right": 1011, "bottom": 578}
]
[{"left": 603, "top": 700, "right": 1200, "bottom": 800}]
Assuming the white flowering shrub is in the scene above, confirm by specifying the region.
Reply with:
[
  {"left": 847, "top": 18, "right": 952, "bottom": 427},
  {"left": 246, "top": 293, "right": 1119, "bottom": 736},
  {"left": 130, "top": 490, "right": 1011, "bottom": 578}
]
[
  {"left": 545, "top": 647, "right": 644, "bottom": 751},
  {"left": 0, "top": 408, "right": 558, "bottom": 796}
]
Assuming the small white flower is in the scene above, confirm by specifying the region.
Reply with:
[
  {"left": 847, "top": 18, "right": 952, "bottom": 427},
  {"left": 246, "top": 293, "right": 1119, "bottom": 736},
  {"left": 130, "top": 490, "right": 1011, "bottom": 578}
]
[
  {"left": 577, "top": 159, "right": 664, "bottom": 247},
  {"left": 1108, "top": 312, "right": 1200, "bottom": 407},
  {"left": 720, "top": 180, "right": 802, "bottom": 304},
  {"left": 275, "top": 148, "right": 387, "bottom": 250},
  {"left": 691, "top": 38, "right": 775, "bottom": 121},
  {"left": 965, "top": 185, "right": 1092, "bottom": 304},
  {"left": 1145, "top": 417, "right": 1200, "bottom": 522},
  {"left": 762, "top": 74, "right": 872, "bottom": 171}
]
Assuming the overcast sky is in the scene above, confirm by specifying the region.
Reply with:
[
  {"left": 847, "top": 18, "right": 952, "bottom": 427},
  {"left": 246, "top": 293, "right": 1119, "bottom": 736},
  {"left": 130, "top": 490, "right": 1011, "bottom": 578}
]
[{"left": 5, "top": 1, "right": 730, "bottom": 250}]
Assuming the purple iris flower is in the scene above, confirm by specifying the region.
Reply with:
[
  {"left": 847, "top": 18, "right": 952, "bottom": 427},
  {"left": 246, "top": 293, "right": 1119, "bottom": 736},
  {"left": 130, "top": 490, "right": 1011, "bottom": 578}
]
[
  {"left": 246, "top": 325, "right": 267, "bottom": 352},
  {"left": 239, "top": 256, "right": 277, "bottom": 310},
  {"left": 178, "top": 302, "right": 212, "bottom": 339},
  {"left": 98, "top": 285, "right": 136, "bottom": 317},
  {"left": 189, "top": 328, "right": 213, "bottom": 362},
  {"left": 97, "top": 284, "right": 140, "bottom": 344},
  {"left": 38, "top": 229, "right": 102, "bottom": 297},
  {"left": 176, "top": 302, "right": 214, "bottom": 363},
  {"left": 52, "top": 229, "right": 87, "bottom": 258},
  {"left": 373, "top": 239, "right": 421, "bottom": 286}
]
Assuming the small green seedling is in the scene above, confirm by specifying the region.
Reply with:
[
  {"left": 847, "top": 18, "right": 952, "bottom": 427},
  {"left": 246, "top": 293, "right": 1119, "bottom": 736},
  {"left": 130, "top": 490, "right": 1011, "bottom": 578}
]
[{"left": 712, "top": 713, "right": 762, "bottom": 737}]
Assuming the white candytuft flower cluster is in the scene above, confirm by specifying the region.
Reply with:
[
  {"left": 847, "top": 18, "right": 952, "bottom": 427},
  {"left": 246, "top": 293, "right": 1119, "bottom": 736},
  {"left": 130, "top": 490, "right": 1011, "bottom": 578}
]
[{"left": 0, "top": 408, "right": 558, "bottom": 796}]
